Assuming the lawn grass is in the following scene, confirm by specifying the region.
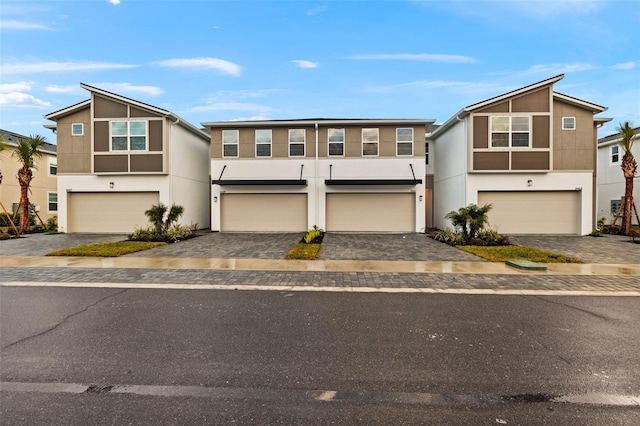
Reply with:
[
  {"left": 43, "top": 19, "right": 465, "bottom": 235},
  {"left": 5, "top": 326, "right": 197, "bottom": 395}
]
[
  {"left": 457, "top": 245, "right": 583, "bottom": 263},
  {"left": 46, "top": 241, "right": 166, "bottom": 257},
  {"left": 285, "top": 243, "right": 322, "bottom": 260}
]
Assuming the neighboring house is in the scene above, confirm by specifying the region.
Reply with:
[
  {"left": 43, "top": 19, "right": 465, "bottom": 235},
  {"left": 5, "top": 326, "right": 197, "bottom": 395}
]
[
  {"left": 428, "top": 74, "right": 610, "bottom": 235},
  {"left": 596, "top": 126, "right": 640, "bottom": 225},
  {"left": 0, "top": 129, "right": 58, "bottom": 223},
  {"left": 44, "top": 84, "right": 211, "bottom": 233},
  {"left": 203, "top": 119, "right": 435, "bottom": 232}
]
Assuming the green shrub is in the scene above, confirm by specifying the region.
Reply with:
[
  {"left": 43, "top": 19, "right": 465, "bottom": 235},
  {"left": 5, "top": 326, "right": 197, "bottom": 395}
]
[
  {"left": 434, "top": 229, "right": 465, "bottom": 246},
  {"left": 303, "top": 225, "right": 324, "bottom": 244},
  {"left": 45, "top": 215, "right": 58, "bottom": 233}
]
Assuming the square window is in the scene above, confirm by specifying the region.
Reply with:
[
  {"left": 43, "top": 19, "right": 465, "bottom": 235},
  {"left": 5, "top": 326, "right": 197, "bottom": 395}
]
[
  {"left": 48, "top": 192, "right": 58, "bottom": 212},
  {"left": 362, "top": 128, "right": 379, "bottom": 156},
  {"left": 111, "top": 121, "right": 147, "bottom": 151},
  {"left": 222, "top": 130, "right": 239, "bottom": 158},
  {"left": 490, "top": 116, "right": 530, "bottom": 148},
  {"left": 611, "top": 145, "right": 620, "bottom": 164},
  {"left": 48, "top": 158, "right": 57, "bottom": 176},
  {"left": 396, "top": 128, "right": 413, "bottom": 156},
  {"left": 328, "top": 128, "right": 345, "bottom": 156},
  {"left": 255, "top": 129, "right": 272, "bottom": 157},
  {"left": 71, "top": 123, "right": 84, "bottom": 136},
  {"left": 562, "top": 117, "right": 576, "bottom": 130},
  {"left": 289, "top": 129, "right": 305, "bottom": 157}
]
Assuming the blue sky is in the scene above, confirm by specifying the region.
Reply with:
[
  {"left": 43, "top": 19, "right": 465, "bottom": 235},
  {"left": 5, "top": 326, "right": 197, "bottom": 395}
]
[{"left": 1, "top": 0, "right": 638, "bottom": 142}]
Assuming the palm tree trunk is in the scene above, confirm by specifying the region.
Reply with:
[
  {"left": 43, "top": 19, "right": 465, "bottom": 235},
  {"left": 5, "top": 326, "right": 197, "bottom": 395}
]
[
  {"left": 17, "top": 166, "right": 32, "bottom": 232},
  {"left": 623, "top": 175, "right": 634, "bottom": 236}
]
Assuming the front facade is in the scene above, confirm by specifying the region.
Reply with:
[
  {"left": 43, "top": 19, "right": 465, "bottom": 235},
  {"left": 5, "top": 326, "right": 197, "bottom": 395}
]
[
  {"left": 203, "top": 119, "right": 434, "bottom": 232},
  {"left": 0, "top": 129, "right": 58, "bottom": 222},
  {"left": 429, "top": 75, "right": 610, "bottom": 235},
  {"left": 44, "top": 84, "right": 210, "bottom": 233},
  {"left": 596, "top": 127, "right": 640, "bottom": 224}
]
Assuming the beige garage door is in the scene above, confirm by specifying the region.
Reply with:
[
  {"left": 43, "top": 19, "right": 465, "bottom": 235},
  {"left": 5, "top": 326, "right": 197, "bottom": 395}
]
[
  {"left": 326, "top": 193, "right": 415, "bottom": 232},
  {"left": 478, "top": 191, "right": 579, "bottom": 234},
  {"left": 221, "top": 193, "right": 307, "bottom": 232},
  {"left": 68, "top": 192, "right": 159, "bottom": 233}
]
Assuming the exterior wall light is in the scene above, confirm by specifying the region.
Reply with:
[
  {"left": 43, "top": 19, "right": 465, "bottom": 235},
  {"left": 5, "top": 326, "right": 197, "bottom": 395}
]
[
  {"left": 109, "top": 182, "right": 115, "bottom": 189},
  {"left": 527, "top": 180, "right": 533, "bottom": 187},
  {"left": 419, "top": 195, "right": 423, "bottom": 202},
  {"left": 214, "top": 196, "right": 218, "bottom": 202}
]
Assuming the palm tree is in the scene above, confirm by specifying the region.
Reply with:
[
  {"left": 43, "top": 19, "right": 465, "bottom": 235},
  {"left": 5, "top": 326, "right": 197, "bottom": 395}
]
[
  {"left": 445, "top": 203, "right": 492, "bottom": 243},
  {"left": 11, "top": 134, "right": 47, "bottom": 232},
  {"left": 145, "top": 202, "right": 184, "bottom": 234},
  {"left": 617, "top": 121, "right": 638, "bottom": 236}
]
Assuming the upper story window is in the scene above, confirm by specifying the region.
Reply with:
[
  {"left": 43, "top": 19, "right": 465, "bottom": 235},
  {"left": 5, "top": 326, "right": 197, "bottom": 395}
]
[
  {"left": 396, "top": 128, "right": 413, "bottom": 156},
  {"left": 362, "top": 128, "right": 379, "bottom": 156},
  {"left": 48, "top": 157, "right": 57, "bottom": 176},
  {"left": 425, "top": 142, "right": 430, "bottom": 165},
  {"left": 328, "top": 128, "right": 345, "bottom": 156},
  {"left": 289, "top": 129, "right": 305, "bottom": 157},
  {"left": 490, "top": 116, "right": 530, "bottom": 148},
  {"left": 222, "top": 130, "right": 239, "bottom": 158},
  {"left": 111, "top": 121, "right": 147, "bottom": 151},
  {"left": 48, "top": 192, "right": 58, "bottom": 213},
  {"left": 71, "top": 123, "right": 84, "bottom": 136},
  {"left": 562, "top": 117, "right": 576, "bottom": 130},
  {"left": 611, "top": 145, "right": 620, "bottom": 164},
  {"left": 255, "top": 129, "right": 272, "bottom": 157}
]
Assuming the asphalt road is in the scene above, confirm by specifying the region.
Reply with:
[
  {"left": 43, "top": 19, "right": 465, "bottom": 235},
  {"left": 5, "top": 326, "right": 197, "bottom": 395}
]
[{"left": 1, "top": 286, "right": 639, "bottom": 425}]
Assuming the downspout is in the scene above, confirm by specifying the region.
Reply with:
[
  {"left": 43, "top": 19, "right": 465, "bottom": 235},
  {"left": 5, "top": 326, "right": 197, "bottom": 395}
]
[
  {"left": 456, "top": 114, "right": 468, "bottom": 205},
  {"left": 315, "top": 122, "right": 319, "bottom": 227}
]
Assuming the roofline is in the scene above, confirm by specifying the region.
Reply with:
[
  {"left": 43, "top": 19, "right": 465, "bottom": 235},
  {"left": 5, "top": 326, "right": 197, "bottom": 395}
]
[
  {"left": 0, "top": 129, "right": 57, "bottom": 154},
  {"left": 202, "top": 118, "right": 435, "bottom": 128},
  {"left": 464, "top": 74, "right": 565, "bottom": 112},
  {"left": 553, "top": 92, "right": 607, "bottom": 113},
  {"left": 598, "top": 126, "right": 640, "bottom": 147},
  {"left": 43, "top": 99, "right": 91, "bottom": 120}
]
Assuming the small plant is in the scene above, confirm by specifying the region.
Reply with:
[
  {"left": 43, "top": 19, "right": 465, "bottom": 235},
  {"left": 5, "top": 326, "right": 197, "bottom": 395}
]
[
  {"left": 45, "top": 215, "right": 58, "bottom": 233},
  {"left": 303, "top": 225, "right": 324, "bottom": 244},
  {"left": 129, "top": 203, "right": 194, "bottom": 243},
  {"left": 435, "top": 204, "right": 509, "bottom": 247},
  {"left": 589, "top": 217, "right": 606, "bottom": 237}
]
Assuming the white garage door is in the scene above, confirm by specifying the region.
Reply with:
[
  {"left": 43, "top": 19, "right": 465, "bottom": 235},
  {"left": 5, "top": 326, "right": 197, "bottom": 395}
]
[
  {"left": 68, "top": 192, "right": 159, "bottom": 233},
  {"left": 326, "top": 193, "right": 415, "bottom": 232},
  {"left": 478, "top": 191, "right": 579, "bottom": 234},
  {"left": 221, "top": 193, "right": 307, "bottom": 232}
]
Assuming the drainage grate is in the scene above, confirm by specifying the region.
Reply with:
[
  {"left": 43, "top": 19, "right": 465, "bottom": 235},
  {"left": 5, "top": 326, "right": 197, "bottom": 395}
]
[{"left": 86, "top": 385, "right": 114, "bottom": 394}]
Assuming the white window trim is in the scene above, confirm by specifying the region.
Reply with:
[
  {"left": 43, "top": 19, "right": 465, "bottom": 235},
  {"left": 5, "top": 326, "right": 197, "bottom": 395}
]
[
  {"left": 255, "top": 129, "right": 272, "bottom": 158},
  {"left": 610, "top": 145, "right": 620, "bottom": 164},
  {"left": 71, "top": 123, "right": 84, "bottom": 136},
  {"left": 110, "top": 120, "right": 149, "bottom": 152},
  {"left": 288, "top": 129, "right": 306, "bottom": 158},
  {"left": 362, "top": 128, "right": 379, "bottom": 157},
  {"left": 222, "top": 130, "right": 239, "bottom": 158},
  {"left": 48, "top": 157, "right": 57, "bottom": 176},
  {"left": 396, "top": 128, "right": 414, "bottom": 156},
  {"left": 562, "top": 117, "right": 576, "bottom": 130},
  {"left": 47, "top": 191, "right": 58, "bottom": 213},
  {"left": 490, "top": 116, "right": 531, "bottom": 149},
  {"left": 328, "top": 128, "right": 345, "bottom": 157}
]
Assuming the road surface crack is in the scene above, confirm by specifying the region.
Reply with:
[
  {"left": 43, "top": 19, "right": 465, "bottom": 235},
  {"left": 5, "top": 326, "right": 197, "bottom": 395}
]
[{"left": 1, "top": 289, "right": 129, "bottom": 350}]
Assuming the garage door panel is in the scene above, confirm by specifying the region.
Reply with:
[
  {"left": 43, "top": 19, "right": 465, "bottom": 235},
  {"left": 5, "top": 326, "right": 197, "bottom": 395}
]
[
  {"left": 221, "top": 193, "right": 307, "bottom": 232},
  {"left": 478, "top": 191, "right": 578, "bottom": 234},
  {"left": 326, "top": 193, "right": 415, "bottom": 232},
  {"left": 68, "top": 192, "right": 159, "bottom": 233}
]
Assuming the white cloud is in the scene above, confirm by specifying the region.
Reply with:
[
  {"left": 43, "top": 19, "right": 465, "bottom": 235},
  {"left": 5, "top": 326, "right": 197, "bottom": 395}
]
[
  {"left": 0, "top": 60, "right": 137, "bottom": 74},
  {"left": 292, "top": 60, "right": 318, "bottom": 69},
  {"left": 190, "top": 101, "right": 272, "bottom": 113},
  {"left": 155, "top": 57, "right": 241, "bottom": 77},
  {"left": 0, "top": 92, "right": 51, "bottom": 109},
  {"left": 348, "top": 53, "right": 476, "bottom": 64},
  {"left": 45, "top": 84, "right": 80, "bottom": 94},
  {"left": 307, "top": 6, "right": 328, "bottom": 16},
  {"left": 0, "top": 81, "right": 35, "bottom": 92},
  {"left": 212, "top": 89, "right": 286, "bottom": 100},
  {"left": 493, "top": 63, "right": 594, "bottom": 77},
  {"left": 108, "top": 0, "right": 121, "bottom": 5},
  {"left": 91, "top": 82, "right": 164, "bottom": 96},
  {"left": 0, "top": 20, "right": 50, "bottom": 30},
  {"left": 611, "top": 61, "right": 638, "bottom": 71}
]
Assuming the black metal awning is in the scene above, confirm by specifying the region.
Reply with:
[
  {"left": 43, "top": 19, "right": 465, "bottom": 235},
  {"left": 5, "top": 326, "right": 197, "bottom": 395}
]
[
  {"left": 212, "top": 179, "right": 307, "bottom": 186},
  {"left": 324, "top": 179, "right": 422, "bottom": 186}
]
